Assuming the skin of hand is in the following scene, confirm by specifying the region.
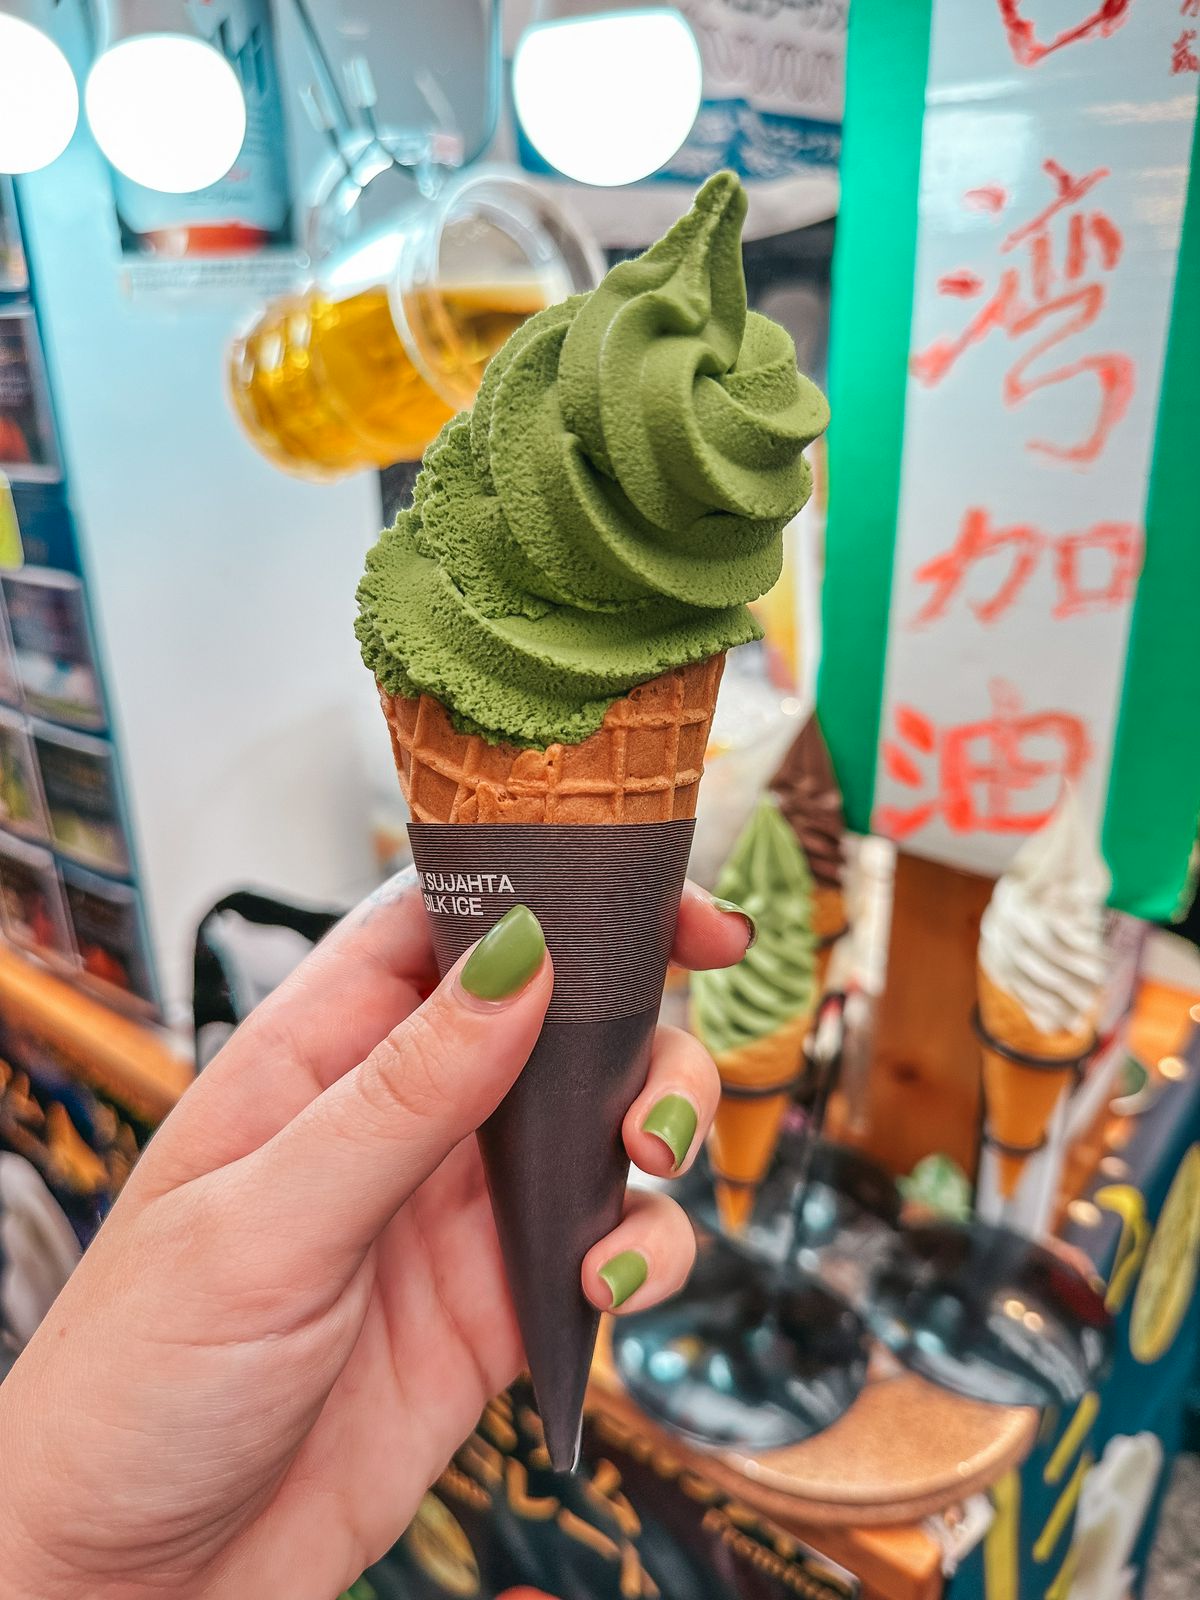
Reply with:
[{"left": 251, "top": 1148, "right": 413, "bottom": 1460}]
[{"left": 0, "top": 873, "right": 746, "bottom": 1600}]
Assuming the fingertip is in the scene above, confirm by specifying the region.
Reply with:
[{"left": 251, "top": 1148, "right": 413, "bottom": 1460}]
[
  {"left": 583, "top": 1194, "right": 697, "bottom": 1313},
  {"left": 624, "top": 1027, "right": 719, "bottom": 1177},
  {"left": 672, "top": 882, "right": 754, "bottom": 971},
  {"left": 454, "top": 906, "right": 552, "bottom": 1009},
  {"left": 637, "top": 1091, "right": 700, "bottom": 1175}
]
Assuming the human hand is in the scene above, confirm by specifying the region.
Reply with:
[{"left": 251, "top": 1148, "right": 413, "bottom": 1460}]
[{"left": 0, "top": 873, "right": 749, "bottom": 1600}]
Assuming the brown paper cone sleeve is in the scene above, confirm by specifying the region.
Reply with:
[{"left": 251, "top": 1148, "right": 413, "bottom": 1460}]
[
  {"left": 976, "top": 967, "right": 1093, "bottom": 1200},
  {"left": 382, "top": 660, "right": 724, "bottom": 1470},
  {"left": 407, "top": 822, "right": 694, "bottom": 1470},
  {"left": 707, "top": 1011, "right": 810, "bottom": 1232}
]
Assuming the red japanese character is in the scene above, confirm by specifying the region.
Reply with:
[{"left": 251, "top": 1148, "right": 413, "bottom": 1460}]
[
  {"left": 910, "top": 161, "right": 1134, "bottom": 465},
  {"left": 964, "top": 186, "right": 1008, "bottom": 213},
  {"left": 1172, "top": 28, "right": 1200, "bottom": 70},
  {"left": 1183, "top": 0, "right": 1200, "bottom": 17},
  {"left": 938, "top": 270, "right": 986, "bottom": 298},
  {"left": 875, "top": 683, "right": 1093, "bottom": 840},
  {"left": 1052, "top": 521, "right": 1142, "bottom": 617},
  {"left": 997, "top": 0, "right": 1132, "bottom": 66},
  {"left": 909, "top": 508, "right": 1142, "bottom": 627},
  {"left": 910, "top": 508, "right": 1043, "bottom": 627}
]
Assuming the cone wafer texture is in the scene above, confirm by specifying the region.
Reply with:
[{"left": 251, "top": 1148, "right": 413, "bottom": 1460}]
[
  {"left": 381, "top": 655, "right": 723, "bottom": 824},
  {"left": 813, "top": 882, "right": 847, "bottom": 992},
  {"left": 813, "top": 882, "right": 848, "bottom": 943},
  {"left": 709, "top": 1011, "right": 810, "bottom": 1231},
  {"left": 977, "top": 966, "right": 1092, "bottom": 1198}
]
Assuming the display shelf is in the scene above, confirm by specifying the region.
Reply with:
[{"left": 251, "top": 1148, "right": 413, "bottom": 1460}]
[
  {"left": 590, "top": 1334, "right": 950, "bottom": 1600},
  {"left": 589, "top": 1324, "right": 1036, "bottom": 1520}
]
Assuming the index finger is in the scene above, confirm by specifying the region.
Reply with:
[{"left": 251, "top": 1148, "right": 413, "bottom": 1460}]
[
  {"left": 142, "top": 871, "right": 438, "bottom": 1187},
  {"left": 146, "top": 872, "right": 747, "bottom": 1192}
]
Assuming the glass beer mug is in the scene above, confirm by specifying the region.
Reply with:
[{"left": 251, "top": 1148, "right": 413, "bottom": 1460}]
[{"left": 228, "top": 159, "right": 604, "bottom": 480}]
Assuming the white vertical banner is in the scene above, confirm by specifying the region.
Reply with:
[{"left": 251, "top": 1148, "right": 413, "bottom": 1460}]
[{"left": 869, "top": 2, "right": 1199, "bottom": 878}]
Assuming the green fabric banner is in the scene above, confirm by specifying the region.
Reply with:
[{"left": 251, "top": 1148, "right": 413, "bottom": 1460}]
[
  {"left": 817, "top": 0, "right": 933, "bottom": 836},
  {"left": 1102, "top": 108, "right": 1200, "bottom": 921}
]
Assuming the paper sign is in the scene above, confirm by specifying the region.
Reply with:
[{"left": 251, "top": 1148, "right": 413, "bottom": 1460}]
[
  {"left": 874, "top": 1, "right": 1196, "bottom": 876},
  {"left": 822, "top": 0, "right": 1200, "bottom": 909}
]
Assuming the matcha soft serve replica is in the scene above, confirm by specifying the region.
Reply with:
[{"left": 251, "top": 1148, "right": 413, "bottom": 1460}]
[
  {"left": 692, "top": 797, "right": 819, "bottom": 1231},
  {"left": 356, "top": 172, "right": 829, "bottom": 1466}
]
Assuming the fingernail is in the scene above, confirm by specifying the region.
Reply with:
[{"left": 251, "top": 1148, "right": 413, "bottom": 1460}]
[
  {"left": 599, "top": 1250, "right": 648, "bottom": 1309},
  {"left": 641, "top": 1093, "right": 698, "bottom": 1170},
  {"left": 459, "top": 906, "right": 546, "bottom": 1001},
  {"left": 712, "top": 895, "right": 757, "bottom": 949}
]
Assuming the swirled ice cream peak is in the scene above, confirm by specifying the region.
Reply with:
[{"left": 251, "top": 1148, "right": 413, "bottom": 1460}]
[
  {"left": 979, "top": 788, "right": 1111, "bottom": 1035},
  {"left": 356, "top": 172, "right": 829, "bottom": 748}
]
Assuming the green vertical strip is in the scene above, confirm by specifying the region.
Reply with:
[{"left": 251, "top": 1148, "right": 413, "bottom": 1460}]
[
  {"left": 1102, "top": 104, "right": 1200, "bottom": 920},
  {"left": 817, "top": 0, "right": 934, "bottom": 834}
]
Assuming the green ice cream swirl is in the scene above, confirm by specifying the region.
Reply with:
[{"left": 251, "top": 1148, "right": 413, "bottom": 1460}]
[
  {"left": 356, "top": 171, "right": 830, "bottom": 748},
  {"left": 692, "top": 798, "right": 817, "bottom": 1058}
]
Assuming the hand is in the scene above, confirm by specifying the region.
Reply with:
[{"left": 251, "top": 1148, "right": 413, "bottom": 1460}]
[{"left": 0, "top": 874, "right": 749, "bottom": 1600}]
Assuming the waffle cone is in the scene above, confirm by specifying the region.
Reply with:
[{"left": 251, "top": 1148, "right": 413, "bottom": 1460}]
[
  {"left": 379, "top": 656, "right": 725, "bottom": 825},
  {"left": 708, "top": 1011, "right": 810, "bottom": 1231},
  {"left": 813, "top": 882, "right": 847, "bottom": 942},
  {"left": 813, "top": 882, "right": 847, "bottom": 993},
  {"left": 977, "top": 967, "right": 1092, "bottom": 1199}
]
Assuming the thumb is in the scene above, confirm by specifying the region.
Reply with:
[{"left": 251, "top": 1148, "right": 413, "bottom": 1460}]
[{"left": 235, "top": 906, "right": 551, "bottom": 1269}]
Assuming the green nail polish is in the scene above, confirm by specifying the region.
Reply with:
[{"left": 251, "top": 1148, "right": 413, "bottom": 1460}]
[
  {"left": 460, "top": 905, "right": 546, "bottom": 1000},
  {"left": 642, "top": 1093, "right": 698, "bottom": 1170},
  {"left": 712, "top": 896, "right": 757, "bottom": 948},
  {"left": 599, "top": 1250, "right": 648, "bottom": 1309}
]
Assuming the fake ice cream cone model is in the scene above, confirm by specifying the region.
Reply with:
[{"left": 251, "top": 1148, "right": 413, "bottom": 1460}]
[
  {"left": 356, "top": 172, "right": 829, "bottom": 1467},
  {"left": 770, "top": 711, "right": 847, "bottom": 993},
  {"left": 976, "top": 789, "right": 1110, "bottom": 1199},
  {"left": 692, "top": 798, "right": 818, "bottom": 1230}
]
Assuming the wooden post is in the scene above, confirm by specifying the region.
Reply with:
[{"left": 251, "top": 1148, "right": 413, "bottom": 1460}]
[{"left": 852, "top": 850, "right": 994, "bottom": 1178}]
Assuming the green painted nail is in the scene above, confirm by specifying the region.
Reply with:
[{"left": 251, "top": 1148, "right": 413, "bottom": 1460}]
[
  {"left": 712, "top": 896, "right": 757, "bottom": 948},
  {"left": 641, "top": 1093, "right": 698, "bottom": 1170},
  {"left": 599, "top": 1250, "right": 648, "bottom": 1309},
  {"left": 460, "top": 905, "right": 546, "bottom": 1000}
]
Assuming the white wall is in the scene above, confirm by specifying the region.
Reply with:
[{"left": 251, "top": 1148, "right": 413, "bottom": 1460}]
[{"left": 18, "top": 0, "right": 390, "bottom": 1023}]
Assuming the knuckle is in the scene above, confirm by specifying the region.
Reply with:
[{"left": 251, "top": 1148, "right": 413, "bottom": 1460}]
[
  {"left": 659, "top": 1198, "right": 698, "bottom": 1267},
  {"left": 359, "top": 1006, "right": 460, "bottom": 1124},
  {"left": 655, "top": 1024, "right": 719, "bottom": 1084}
]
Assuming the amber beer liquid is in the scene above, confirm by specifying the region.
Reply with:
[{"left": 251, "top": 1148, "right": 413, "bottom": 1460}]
[{"left": 228, "top": 280, "right": 547, "bottom": 478}]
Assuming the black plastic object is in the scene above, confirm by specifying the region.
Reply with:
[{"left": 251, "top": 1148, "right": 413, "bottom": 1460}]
[
  {"left": 613, "top": 1238, "right": 870, "bottom": 1451},
  {"left": 682, "top": 1133, "right": 902, "bottom": 1264},
  {"left": 613, "top": 991, "right": 874, "bottom": 1454},
  {"left": 866, "top": 1219, "right": 1112, "bottom": 1408},
  {"left": 192, "top": 889, "right": 340, "bottom": 1067}
]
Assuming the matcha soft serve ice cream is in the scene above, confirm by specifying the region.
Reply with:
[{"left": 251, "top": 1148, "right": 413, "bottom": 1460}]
[
  {"left": 357, "top": 171, "right": 829, "bottom": 754},
  {"left": 355, "top": 173, "right": 829, "bottom": 1472}
]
